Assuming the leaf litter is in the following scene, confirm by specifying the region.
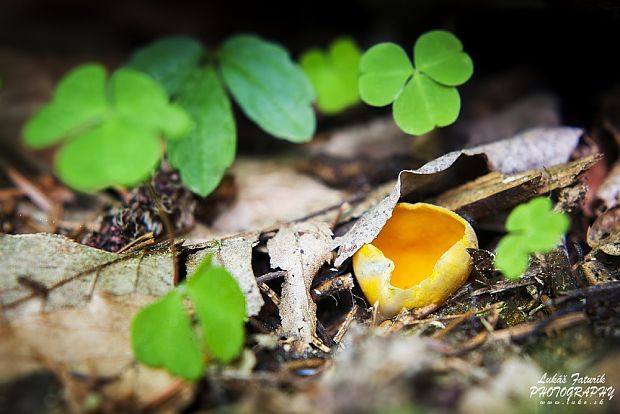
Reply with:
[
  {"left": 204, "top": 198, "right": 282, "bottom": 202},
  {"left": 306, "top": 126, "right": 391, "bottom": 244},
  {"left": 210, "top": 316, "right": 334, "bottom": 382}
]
[
  {"left": 267, "top": 221, "right": 333, "bottom": 350},
  {"left": 2, "top": 122, "right": 620, "bottom": 413}
]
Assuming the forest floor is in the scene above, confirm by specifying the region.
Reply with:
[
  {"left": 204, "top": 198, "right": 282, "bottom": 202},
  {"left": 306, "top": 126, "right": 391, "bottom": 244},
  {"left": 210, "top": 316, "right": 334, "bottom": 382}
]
[{"left": 1, "top": 31, "right": 620, "bottom": 414}]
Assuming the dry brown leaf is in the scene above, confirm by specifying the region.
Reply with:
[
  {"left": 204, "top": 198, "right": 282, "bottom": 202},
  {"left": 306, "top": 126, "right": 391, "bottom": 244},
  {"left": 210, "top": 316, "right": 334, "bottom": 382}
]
[
  {"left": 0, "top": 233, "right": 175, "bottom": 319},
  {"left": 185, "top": 233, "right": 264, "bottom": 317},
  {"left": 0, "top": 292, "right": 193, "bottom": 410},
  {"left": 316, "top": 116, "right": 414, "bottom": 159},
  {"left": 466, "top": 93, "right": 560, "bottom": 147},
  {"left": 465, "top": 126, "right": 581, "bottom": 173},
  {"left": 587, "top": 206, "right": 620, "bottom": 254},
  {"left": 267, "top": 221, "right": 332, "bottom": 348},
  {"left": 211, "top": 158, "right": 345, "bottom": 233},
  {"left": 597, "top": 162, "right": 620, "bottom": 209},
  {"left": 334, "top": 127, "right": 583, "bottom": 266}
]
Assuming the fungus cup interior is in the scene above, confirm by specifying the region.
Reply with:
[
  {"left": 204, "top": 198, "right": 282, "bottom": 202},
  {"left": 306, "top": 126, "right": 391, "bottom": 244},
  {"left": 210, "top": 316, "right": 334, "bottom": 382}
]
[{"left": 372, "top": 203, "right": 465, "bottom": 289}]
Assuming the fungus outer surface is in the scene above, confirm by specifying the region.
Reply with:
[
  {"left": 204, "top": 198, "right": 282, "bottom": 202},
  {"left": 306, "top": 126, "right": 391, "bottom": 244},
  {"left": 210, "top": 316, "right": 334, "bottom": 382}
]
[{"left": 352, "top": 202, "right": 478, "bottom": 316}]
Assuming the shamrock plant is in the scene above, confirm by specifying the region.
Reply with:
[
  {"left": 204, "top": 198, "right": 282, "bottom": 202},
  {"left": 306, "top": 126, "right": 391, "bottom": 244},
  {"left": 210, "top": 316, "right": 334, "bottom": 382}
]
[
  {"left": 23, "top": 64, "right": 191, "bottom": 191},
  {"left": 128, "top": 35, "right": 315, "bottom": 195},
  {"left": 300, "top": 37, "right": 361, "bottom": 114},
  {"left": 131, "top": 254, "right": 246, "bottom": 380},
  {"left": 494, "top": 197, "right": 570, "bottom": 279},
  {"left": 359, "top": 30, "right": 473, "bottom": 135},
  {"left": 23, "top": 34, "right": 315, "bottom": 196}
]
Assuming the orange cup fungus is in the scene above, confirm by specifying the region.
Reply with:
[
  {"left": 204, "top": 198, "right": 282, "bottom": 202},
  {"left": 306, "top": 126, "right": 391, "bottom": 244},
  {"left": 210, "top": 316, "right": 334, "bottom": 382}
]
[{"left": 352, "top": 202, "right": 478, "bottom": 317}]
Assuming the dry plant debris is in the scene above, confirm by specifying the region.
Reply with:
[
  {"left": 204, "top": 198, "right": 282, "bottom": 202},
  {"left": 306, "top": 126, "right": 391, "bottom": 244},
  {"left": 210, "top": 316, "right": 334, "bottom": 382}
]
[
  {"left": 267, "top": 221, "right": 333, "bottom": 350},
  {"left": 1, "top": 123, "right": 618, "bottom": 413}
]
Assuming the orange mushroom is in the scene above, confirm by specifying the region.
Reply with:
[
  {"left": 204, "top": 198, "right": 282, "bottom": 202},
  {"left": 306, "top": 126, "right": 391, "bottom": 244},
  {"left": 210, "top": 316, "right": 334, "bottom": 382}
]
[{"left": 352, "top": 202, "right": 478, "bottom": 317}]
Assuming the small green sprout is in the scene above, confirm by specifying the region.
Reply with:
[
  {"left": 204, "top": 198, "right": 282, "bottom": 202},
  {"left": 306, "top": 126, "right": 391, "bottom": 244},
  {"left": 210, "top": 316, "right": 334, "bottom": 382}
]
[
  {"left": 494, "top": 197, "right": 570, "bottom": 279},
  {"left": 300, "top": 37, "right": 361, "bottom": 114},
  {"left": 359, "top": 30, "right": 473, "bottom": 135},
  {"left": 131, "top": 254, "right": 246, "bottom": 381},
  {"left": 23, "top": 64, "right": 191, "bottom": 192}
]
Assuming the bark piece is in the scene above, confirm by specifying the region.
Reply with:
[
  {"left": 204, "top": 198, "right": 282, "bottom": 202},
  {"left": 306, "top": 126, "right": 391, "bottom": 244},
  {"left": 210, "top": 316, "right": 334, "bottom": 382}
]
[{"left": 436, "top": 155, "right": 598, "bottom": 219}]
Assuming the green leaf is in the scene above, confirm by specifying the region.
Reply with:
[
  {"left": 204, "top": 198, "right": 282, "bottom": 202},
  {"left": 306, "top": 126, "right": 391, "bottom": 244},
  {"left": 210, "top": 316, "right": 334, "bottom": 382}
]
[
  {"left": 506, "top": 197, "right": 570, "bottom": 251},
  {"left": 300, "top": 37, "right": 361, "bottom": 114},
  {"left": 23, "top": 64, "right": 108, "bottom": 148},
  {"left": 127, "top": 36, "right": 204, "bottom": 95},
  {"left": 357, "top": 31, "right": 472, "bottom": 136},
  {"left": 393, "top": 72, "right": 460, "bottom": 135},
  {"left": 495, "top": 197, "right": 570, "bottom": 278},
  {"left": 414, "top": 30, "right": 473, "bottom": 86},
  {"left": 219, "top": 34, "right": 315, "bottom": 142},
  {"left": 359, "top": 42, "right": 413, "bottom": 107},
  {"left": 131, "top": 255, "right": 246, "bottom": 381},
  {"left": 56, "top": 118, "right": 162, "bottom": 191},
  {"left": 22, "top": 63, "right": 192, "bottom": 192},
  {"left": 494, "top": 235, "right": 530, "bottom": 279},
  {"left": 168, "top": 65, "right": 236, "bottom": 196},
  {"left": 186, "top": 255, "right": 246, "bottom": 363},
  {"left": 111, "top": 68, "right": 192, "bottom": 139},
  {"left": 131, "top": 290, "right": 204, "bottom": 381}
]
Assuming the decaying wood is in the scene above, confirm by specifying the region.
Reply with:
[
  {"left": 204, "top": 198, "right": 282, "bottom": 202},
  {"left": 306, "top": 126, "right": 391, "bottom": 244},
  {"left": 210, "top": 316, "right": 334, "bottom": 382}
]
[
  {"left": 256, "top": 270, "right": 288, "bottom": 283},
  {"left": 489, "top": 311, "right": 588, "bottom": 341},
  {"left": 311, "top": 273, "right": 354, "bottom": 302},
  {"left": 333, "top": 303, "right": 358, "bottom": 344},
  {"left": 436, "top": 155, "right": 599, "bottom": 219}
]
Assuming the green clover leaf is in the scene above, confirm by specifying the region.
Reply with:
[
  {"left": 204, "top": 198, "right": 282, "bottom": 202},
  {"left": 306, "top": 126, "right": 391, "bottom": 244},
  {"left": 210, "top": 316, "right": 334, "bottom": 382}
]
[
  {"left": 359, "top": 43, "right": 413, "bottom": 107},
  {"left": 358, "top": 30, "right": 473, "bottom": 136},
  {"left": 128, "top": 37, "right": 236, "bottom": 196},
  {"left": 186, "top": 256, "right": 246, "bottom": 363},
  {"left": 24, "top": 64, "right": 108, "bottom": 148},
  {"left": 166, "top": 65, "right": 236, "bottom": 196},
  {"left": 505, "top": 197, "right": 571, "bottom": 252},
  {"left": 22, "top": 64, "right": 192, "bottom": 192},
  {"left": 131, "top": 254, "right": 246, "bottom": 380},
  {"left": 130, "top": 290, "right": 204, "bottom": 380},
  {"left": 130, "top": 34, "right": 318, "bottom": 193},
  {"left": 494, "top": 197, "right": 570, "bottom": 279},
  {"left": 300, "top": 37, "right": 361, "bottom": 114},
  {"left": 127, "top": 35, "right": 204, "bottom": 96},
  {"left": 219, "top": 34, "right": 316, "bottom": 142},
  {"left": 393, "top": 72, "right": 460, "bottom": 135},
  {"left": 414, "top": 30, "right": 474, "bottom": 86},
  {"left": 111, "top": 68, "right": 191, "bottom": 139},
  {"left": 56, "top": 118, "right": 162, "bottom": 192}
]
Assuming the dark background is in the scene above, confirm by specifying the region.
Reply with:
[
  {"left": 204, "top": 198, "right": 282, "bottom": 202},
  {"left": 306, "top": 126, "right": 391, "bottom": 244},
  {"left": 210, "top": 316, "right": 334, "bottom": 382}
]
[{"left": 1, "top": 0, "right": 620, "bottom": 130}]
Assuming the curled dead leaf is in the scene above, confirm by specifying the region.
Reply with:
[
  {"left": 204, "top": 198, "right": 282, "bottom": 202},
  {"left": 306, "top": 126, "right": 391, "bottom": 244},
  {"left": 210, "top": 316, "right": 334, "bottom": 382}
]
[{"left": 267, "top": 221, "right": 333, "bottom": 349}]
